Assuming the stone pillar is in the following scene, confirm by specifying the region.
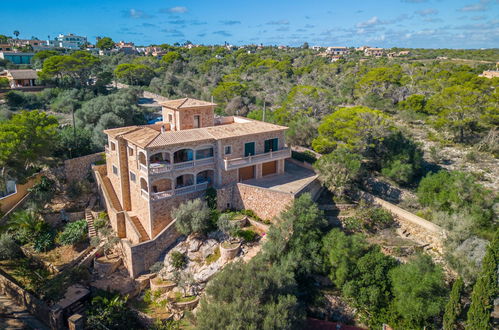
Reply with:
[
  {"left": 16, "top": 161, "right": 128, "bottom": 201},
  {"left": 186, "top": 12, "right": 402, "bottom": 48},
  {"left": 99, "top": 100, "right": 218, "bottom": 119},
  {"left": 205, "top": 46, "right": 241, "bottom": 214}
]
[{"left": 68, "top": 314, "right": 84, "bottom": 330}]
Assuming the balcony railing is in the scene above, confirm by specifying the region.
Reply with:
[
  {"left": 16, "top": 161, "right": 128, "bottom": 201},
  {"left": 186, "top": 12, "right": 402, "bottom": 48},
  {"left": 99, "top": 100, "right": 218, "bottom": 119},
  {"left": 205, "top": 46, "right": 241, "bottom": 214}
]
[
  {"left": 223, "top": 148, "right": 291, "bottom": 171},
  {"left": 139, "top": 157, "right": 215, "bottom": 175},
  {"left": 149, "top": 182, "right": 209, "bottom": 201}
]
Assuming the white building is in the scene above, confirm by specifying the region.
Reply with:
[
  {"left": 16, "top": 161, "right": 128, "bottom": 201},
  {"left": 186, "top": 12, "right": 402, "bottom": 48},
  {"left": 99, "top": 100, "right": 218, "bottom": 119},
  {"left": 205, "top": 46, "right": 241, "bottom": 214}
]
[
  {"left": 326, "top": 47, "right": 349, "bottom": 55},
  {"left": 48, "top": 34, "right": 88, "bottom": 50}
]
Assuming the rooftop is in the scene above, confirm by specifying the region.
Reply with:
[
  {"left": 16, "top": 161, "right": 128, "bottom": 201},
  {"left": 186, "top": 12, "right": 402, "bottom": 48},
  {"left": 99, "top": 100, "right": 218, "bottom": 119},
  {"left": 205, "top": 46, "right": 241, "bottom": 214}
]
[
  {"left": 160, "top": 97, "right": 216, "bottom": 110},
  {"left": 106, "top": 116, "right": 287, "bottom": 149},
  {"left": 7, "top": 69, "right": 39, "bottom": 80},
  {"left": 241, "top": 160, "right": 318, "bottom": 195}
]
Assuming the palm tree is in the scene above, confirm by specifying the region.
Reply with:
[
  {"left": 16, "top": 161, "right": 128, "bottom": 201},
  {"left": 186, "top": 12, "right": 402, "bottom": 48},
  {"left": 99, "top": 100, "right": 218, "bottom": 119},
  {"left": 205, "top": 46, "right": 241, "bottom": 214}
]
[{"left": 13, "top": 30, "right": 20, "bottom": 39}]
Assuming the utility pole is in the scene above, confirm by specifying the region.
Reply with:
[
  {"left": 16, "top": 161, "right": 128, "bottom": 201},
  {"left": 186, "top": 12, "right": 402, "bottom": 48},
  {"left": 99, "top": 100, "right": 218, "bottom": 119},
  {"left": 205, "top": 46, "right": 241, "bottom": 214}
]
[{"left": 262, "top": 99, "right": 266, "bottom": 122}]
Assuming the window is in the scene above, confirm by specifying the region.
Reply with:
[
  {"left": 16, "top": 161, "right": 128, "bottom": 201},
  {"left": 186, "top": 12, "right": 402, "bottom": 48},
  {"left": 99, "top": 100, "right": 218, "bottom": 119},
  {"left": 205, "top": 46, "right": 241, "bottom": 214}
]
[
  {"left": 128, "top": 146, "right": 134, "bottom": 156},
  {"left": 196, "top": 147, "right": 214, "bottom": 160},
  {"left": 168, "top": 114, "right": 173, "bottom": 122},
  {"left": 112, "top": 165, "right": 118, "bottom": 176},
  {"left": 264, "top": 138, "right": 278, "bottom": 153},
  {"left": 110, "top": 141, "right": 116, "bottom": 151},
  {"left": 194, "top": 115, "right": 200, "bottom": 128},
  {"left": 244, "top": 142, "right": 255, "bottom": 157},
  {"left": 224, "top": 146, "right": 232, "bottom": 155},
  {"left": 130, "top": 171, "right": 136, "bottom": 182}
]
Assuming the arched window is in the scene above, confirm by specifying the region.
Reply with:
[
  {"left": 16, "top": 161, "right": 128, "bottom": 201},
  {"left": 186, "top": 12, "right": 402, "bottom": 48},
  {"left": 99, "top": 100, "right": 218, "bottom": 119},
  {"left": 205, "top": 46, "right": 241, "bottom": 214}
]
[
  {"left": 196, "top": 147, "right": 214, "bottom": 160},
  {"left": 138, "top": 152, "right": 147, "bottom": 166},
  {"left": 196, "top": 170, "right": 214, "bottom": 185}
]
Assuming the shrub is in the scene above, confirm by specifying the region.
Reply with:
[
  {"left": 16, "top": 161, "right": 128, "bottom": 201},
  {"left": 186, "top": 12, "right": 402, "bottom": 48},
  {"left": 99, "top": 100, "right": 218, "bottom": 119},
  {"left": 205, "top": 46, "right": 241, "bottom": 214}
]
[
  {"left": 343, "top": 202, "right": 395, "bottom": 233},
  {"left": 170, "top": 251, "right": 187, "bottom": 270},
  {"left": 291, "top": 150, "right": 317, "bottom": 164},
  {"left": 443, "top": 277, "right": 464, "bottom": 330},
  {"left": 57, "top": 220, "right": 88, "bottom": 246},
  {"left": 149, "top": 261, "right": 164, "bottom": 274},
  {"left": 235, "top": 229, "right": 258, "bottom": 242},
  {"left": 33, "top": 231, "right": 55, "bottom": 252},
  {"left": 8, "top": 210, "right": 50, "bottom": 245},
  {"left": 0, "top": 233, "right": 22, "bottom": 260},
  {"left": 217, "top": 213, "right": 239, "bottom": 238},
  {"left": 172, "top": 199, "right": 211, "bottom": 236},
  {"left": 205, "top": 187, "right": 217, "bottom": 210}
]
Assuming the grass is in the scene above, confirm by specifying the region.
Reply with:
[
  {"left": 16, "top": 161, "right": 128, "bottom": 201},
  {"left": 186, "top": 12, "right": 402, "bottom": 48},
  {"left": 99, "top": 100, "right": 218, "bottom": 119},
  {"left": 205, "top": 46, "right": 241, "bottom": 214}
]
[
  {"left": 221, "top": 241, "right": 240, "bottom": 249},
  {"left": 205, "top": 246, "right": 220, "bottom": 265},
  {"left": 151, "top": 277, "right": 175, "bottom": 286},
  {"left": 173, "top": 292, "right": 197, "bottom": 303}
]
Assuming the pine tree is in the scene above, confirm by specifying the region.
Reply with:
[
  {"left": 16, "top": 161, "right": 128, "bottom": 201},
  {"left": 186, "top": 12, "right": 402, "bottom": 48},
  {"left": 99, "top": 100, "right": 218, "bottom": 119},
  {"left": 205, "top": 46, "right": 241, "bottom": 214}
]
[
  {"left": 466, "top": 234, "right": 498, "bottom": 329},
  {"left": 443, "top": 277, "right": 464, "bottom": 330}
]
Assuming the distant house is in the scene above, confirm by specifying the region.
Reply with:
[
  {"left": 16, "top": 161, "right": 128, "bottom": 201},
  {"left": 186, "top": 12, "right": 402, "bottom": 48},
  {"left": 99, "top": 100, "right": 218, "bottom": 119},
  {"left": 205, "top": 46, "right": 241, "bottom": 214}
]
[
  {"left": 326, "top": 47, "right": 349, "bottom": 55},
  {"left": 116, "top": 41, "right": 137, "bottom": 55},
  {"left": 6, "top": 69, "right": 40, "bottom": 88},
  {"left": 48, "top": 33, "right": 87, "bottom": 49},
  {"left": 0, "top": 52, "right": 35, "bottom": 64},
  {"left": 398, "top": 50, "right": 410, "bottom": 56},
  {"left": 0, "top": 44, "right": 13, "bottom": 52},
  {"left": 364, "top": 47, "right": 384, "bottom": 57},
  {"left": 479, "top": 70, "right": 499, "bottom": 79},
  {"left": 356, "top": 45, "right": 370, "bottom": 52}
]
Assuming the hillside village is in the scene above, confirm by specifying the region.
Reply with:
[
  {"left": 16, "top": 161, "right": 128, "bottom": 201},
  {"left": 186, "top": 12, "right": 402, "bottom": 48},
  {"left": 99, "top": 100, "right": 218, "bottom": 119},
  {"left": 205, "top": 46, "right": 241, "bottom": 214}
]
[{"left": 0, "top": 16, "right": 498, "bottom": 330}]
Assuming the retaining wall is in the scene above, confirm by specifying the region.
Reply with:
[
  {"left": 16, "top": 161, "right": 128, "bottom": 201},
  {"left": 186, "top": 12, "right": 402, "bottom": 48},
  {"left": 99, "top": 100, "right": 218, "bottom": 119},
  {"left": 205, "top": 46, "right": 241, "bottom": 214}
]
[
  {"left": 361, "top": 191, "right": 447, "bottom": 252},
  {"left": 64, "top": 152, "right": 104, "bottom": 183},
  {"left": 121, "top": 220, "right": 181, "bottom": 278},
  {"left": 0, "top": 173, "right": 42, "bottom": 215}
]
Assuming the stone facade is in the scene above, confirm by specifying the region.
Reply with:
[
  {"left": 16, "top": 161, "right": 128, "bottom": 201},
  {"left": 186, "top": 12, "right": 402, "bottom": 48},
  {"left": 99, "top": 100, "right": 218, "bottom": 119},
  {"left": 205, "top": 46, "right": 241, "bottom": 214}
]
[
  {"left": 64, "top": 152, "right": 104, "bottom": 183},
  {"left": 121, "top": 221, "right": 181, "bottom": 278}
]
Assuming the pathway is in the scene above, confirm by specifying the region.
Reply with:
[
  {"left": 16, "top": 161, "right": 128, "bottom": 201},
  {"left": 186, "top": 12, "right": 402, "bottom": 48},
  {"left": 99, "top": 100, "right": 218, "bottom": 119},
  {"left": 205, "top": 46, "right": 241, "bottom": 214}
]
[{"left": 0, "top": 293, "right": 48, "bottom": 330}]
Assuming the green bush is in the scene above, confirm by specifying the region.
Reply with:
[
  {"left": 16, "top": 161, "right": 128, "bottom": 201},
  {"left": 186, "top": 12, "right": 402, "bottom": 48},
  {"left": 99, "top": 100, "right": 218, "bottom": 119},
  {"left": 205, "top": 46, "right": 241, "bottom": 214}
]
[
  {"left": 205, "top": 187, "right": 217, "bottom": 209},
  {"left": 170, "top": 251, "right": 187, "bottom": 270},
  {"left": 235, "top": 229, "right": 258, "bottom": 242},
  {"left": 343, "top": 202, "right": 395, "bottom": 233},
  {"left": 0, "top": 233, "right": 22, "bottom": 260},
  {"left": 172, "top": 199, "right": 211, "bottom": 236},
  {"left": 291, "top": 150, "right": 317, "bottom": 164},
  {"left": 33, "top": 231, "right": 55, "bottom": 252},
  {"left": 57, "top": 220, "right": 88, "bottom": 246}
]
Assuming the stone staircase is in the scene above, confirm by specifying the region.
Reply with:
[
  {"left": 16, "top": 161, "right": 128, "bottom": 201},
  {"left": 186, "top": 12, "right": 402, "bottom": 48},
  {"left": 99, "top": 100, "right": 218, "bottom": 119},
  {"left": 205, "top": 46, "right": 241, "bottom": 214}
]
[
  {"left": 130, "top": 216, "right": 150, "bottom": 242},
  {"left": 85, "top": 209, "right": 97, "bottom": 239}
]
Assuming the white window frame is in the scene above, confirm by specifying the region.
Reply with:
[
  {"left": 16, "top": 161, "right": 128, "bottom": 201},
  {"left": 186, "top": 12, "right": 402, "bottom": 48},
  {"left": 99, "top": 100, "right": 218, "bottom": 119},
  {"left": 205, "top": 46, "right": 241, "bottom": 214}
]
[
  {"left": 130, "top": 171, "right": 136, "bottom": 182},
  {"left": 224, "top": 145, "right": 232, "bottom": 155},
  {"left": 112, "top": 165, "right": 118, "bottom": 176}
]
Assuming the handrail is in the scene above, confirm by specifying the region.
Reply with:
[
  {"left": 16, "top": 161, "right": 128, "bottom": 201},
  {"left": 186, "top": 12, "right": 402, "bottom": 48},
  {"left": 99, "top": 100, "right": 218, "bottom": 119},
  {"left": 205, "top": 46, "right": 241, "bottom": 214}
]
[{"left": 223, "top": 148, "right": 291, "bottom": 170}]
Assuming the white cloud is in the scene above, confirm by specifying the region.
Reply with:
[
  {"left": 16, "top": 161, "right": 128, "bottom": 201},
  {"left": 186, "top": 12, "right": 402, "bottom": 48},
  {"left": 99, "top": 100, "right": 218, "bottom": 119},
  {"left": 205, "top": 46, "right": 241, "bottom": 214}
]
[
  {"left": 168, "top": 6, "right": 188, "bottom": 13},
  {"left": 459, "top": 0, "right": 491, "bottom": 12},
  {"left": 416, "top": 8, "right": 439, "bottom": 16},
  {"left": 356, "top": 16, "right": 382, "bottom": 28}
]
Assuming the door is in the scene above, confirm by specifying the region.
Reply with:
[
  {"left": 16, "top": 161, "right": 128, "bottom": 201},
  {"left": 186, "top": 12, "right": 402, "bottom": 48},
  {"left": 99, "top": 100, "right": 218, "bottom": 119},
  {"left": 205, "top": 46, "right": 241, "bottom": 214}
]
[
  {"left": 239, "top": 165, "right": 255, "bottom": 181},
  {"left": 262, "top": 161, "right": 277, "bottom": 176},
  {"left": 194, "top": 115, "right": 200, "bottom": 128},
  {"left": 244, "top": 142, "right": 255, "bottom": 157},
  {"left": 264, "top": 138, "right": 278, "bottom": 153}
]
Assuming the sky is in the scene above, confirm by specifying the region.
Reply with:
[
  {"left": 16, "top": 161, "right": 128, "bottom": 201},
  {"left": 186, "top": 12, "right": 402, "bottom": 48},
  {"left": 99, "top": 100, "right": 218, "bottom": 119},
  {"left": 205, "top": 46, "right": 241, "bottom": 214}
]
[{"left": 1, "top": 0, "right": 498, "bottom": 48}]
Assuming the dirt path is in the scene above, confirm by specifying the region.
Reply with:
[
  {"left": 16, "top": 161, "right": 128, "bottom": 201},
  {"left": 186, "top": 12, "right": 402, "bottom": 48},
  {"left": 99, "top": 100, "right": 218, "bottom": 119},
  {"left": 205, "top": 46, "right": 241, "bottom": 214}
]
[{"left": 0, "top": 293, "right": 48, "bottom": 330}]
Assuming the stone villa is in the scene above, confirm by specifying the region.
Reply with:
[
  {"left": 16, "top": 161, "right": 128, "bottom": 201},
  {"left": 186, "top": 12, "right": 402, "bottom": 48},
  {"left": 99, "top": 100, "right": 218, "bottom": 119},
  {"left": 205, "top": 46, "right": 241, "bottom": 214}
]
[{"left": 94, "top": 98, "right": 320, "bottom": 277}]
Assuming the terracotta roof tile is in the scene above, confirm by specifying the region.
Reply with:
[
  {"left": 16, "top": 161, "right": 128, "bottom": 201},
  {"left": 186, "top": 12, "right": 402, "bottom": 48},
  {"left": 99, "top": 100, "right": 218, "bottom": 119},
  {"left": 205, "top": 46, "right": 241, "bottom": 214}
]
[
  {"left": 7, "top": 69, "right": 39, "bottom": 80},
  {"left": 121, "top": 127, "right": 160, "bottom": 148},
  {"left": 103, "top": 126, "right": 140, "bottom": 138},
  {"left": 160, "top": 97, "right": 216, "bottom": 110}
]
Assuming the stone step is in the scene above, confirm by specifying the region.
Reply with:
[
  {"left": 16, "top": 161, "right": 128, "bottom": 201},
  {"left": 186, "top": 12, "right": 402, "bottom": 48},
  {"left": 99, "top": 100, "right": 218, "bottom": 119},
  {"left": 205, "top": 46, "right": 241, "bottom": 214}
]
[{"left": 130, "top": 216, "right": 150, "bottom": 242}]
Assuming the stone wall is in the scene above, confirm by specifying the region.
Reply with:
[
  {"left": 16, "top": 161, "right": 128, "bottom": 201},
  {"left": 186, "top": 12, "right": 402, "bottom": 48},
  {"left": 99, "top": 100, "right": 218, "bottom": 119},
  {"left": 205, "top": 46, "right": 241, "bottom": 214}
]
[
  {"left": 217, "top": 183, "right": 295, "bottom": 221},
  {"left": 0, "top": 268, "right": 55, "bottom": 328},
  {"left": 64, "top": 152, "right": 104, "bottom": 183},
  {"left": 361, "top": 192, "right": 447, "bottom": 252},
  {"left": 121, "top": 220, "right": 181, "bottom": 278}
]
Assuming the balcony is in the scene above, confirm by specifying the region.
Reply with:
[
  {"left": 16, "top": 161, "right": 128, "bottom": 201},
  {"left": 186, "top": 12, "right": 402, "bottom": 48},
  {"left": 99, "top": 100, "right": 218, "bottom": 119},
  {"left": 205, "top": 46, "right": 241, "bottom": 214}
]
[
  {"left": 140, "top": 157, "right": 215, "bottom": 176},
  {"left": 149, "top": 182, "right": 209, "bottom": 201},
  {"left": 223, "top": 148, "right": 291, "bottom": 171}
]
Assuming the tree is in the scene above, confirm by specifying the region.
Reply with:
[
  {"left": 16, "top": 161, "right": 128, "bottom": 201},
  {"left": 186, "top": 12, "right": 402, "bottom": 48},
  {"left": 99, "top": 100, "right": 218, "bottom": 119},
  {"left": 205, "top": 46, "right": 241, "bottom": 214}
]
[
  {"left": 172, "top": 198, "right": 211, "bottom": 236},
  {"left": 13, "top": 30, "right": 20, "bottom": 39},
  {"left": 196, "top": 259, "right": 304, "bottom": 330},
  {"left": 417, "top": 170, "right": 495, "bottom": 228},
  {"left": 0, "top": 233, "right": 21, "bottom": 260},
  {"left": 0, "top": 77, "right": 9, "bottom": 88},
  {"left": 314, "top": 147, "right": 362, "bottom": 197},
  {"left": 32, "top": 50, "right": 59, "bottom": 69},
  {"left": 263, "top": 193, "right": 328, "bottom": 276},
  {"left": 114, "top": 63, "right": 155, "bottom": 85},
  {"left": 427, "top": 86, "right": 484, "bottom": 142},
  {"left": 0, "top": 110, "right": 58, "bottom": 181},
  {"left": 86, "top": 293, "right": 141, "bottom": 330},
  {"left": 443, "top": 277, "right": 464, "bottom": 330},
  {"left": 96, "top": 37, "right": 115, "bottom": 50},
  {"left": 38, "top": 51, "right": 100, "bottom": 87},
  {"left": 312, "top": 106, "right": 392, "bottom": 154},
  {"left": 390, "top": 254, "right": 447, "bottom": 328},
  {"left": 161, "top": 51, "right": 183, "bottom": 65},
  {"left": 399, "top": 94, "right": 426, "bottom": 113},
  {"left": 466, "top": 235, "right": 498, "bottom": 329},
  {"left": 285, "top": 116, "right": 319, "bottom": 147}
]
